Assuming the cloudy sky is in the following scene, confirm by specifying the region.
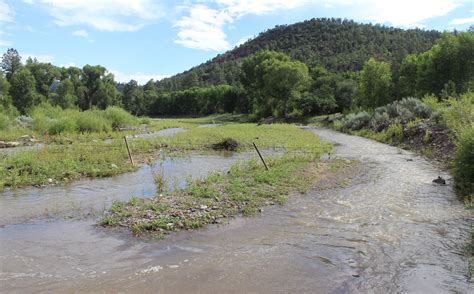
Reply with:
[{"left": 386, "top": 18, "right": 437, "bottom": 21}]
[{"left": 0, "top": 0, "right": 472, "bottom": 83}]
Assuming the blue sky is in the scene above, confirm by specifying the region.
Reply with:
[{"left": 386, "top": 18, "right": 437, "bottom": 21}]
[{"left": 0, "top": 0, "right": 472, "bottom": 84}]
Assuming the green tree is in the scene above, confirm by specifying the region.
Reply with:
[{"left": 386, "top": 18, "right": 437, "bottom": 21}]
[
  {"left": 26, "top": 59, "right": 61, "bottom": 100},
  {"left": 80, "top": 65, "right": 118, "bottom": 109},
  {"left": 122, "top": 80, "right": 145, "bottom": 115},
  {"left": 53, "top": 78, "right": 77, "bottom": 109},
  {"left": 9, "top": 68, "right": 37, "bottom": 113},
  {"left": 399, "top": 54, "right": 418, "bottom": 97},
  {"left": 242, "top": 50, "right": 310, "bottom": 117},
  {"left": 0, "top": 75, "right": 11, "bottom": 108},
  {"left": 356, "top": 58, "right": 393, "bottom": 108},
  {"left": 1, "top": 48, "right": 22, "bottom": 81}
]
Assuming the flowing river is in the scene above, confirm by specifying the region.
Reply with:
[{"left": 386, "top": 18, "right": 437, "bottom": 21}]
[{"left": 0, "top": 128, "right": 471, "bottom": 293}]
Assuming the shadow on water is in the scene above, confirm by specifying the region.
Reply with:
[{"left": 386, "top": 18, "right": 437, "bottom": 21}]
[{"left": 0, "top": 127, "right": 471, "bottom": 293}]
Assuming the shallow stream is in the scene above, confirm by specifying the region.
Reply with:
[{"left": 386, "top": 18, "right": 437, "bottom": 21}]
[{"left": 0, "top": 128, "right": 471, "bottom": 293}]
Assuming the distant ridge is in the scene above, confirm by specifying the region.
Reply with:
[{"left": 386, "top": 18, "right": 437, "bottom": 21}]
[{"left": 157, "top": 18, "right": 441, "bottom": 91}]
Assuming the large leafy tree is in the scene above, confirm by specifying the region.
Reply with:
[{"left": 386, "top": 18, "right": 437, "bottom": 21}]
[
  {"left": 356, "top": 58, "right": 393, "bottom": 108},
  {"left": 9, "top": 68, "right": 37, "bottom": 113},
  {"left": 400, "top": 32, "right": 474, "bottom": 97},
  {"left": 25, "top": 58, "right": 61, "bottom": 100},
  {"left": 1, "top": 48, "right": 22, "bottom": 81},
  {"left": 242, "top": 50, "right": 310, "bottom": 117},
  {"left": 80, "top": 65, "right": 118, "bottom": 109},
  {"left": 122, "top": 80, "right": 146, "bottom": 115},
  {"left": 53, "top": 78, "right": 77, "bottom": 109},
  {"left": 0, "top": 75, "right": 11, "bottom": 108}
]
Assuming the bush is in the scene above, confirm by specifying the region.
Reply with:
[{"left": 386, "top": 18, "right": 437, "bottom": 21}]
[
  {"left": 48, "top": 117, "right": 77, "bottom": 135},
  {"left": 104, "top": 107, "right": 137, "bottom": 129},
  {"left": 342, "top": 111, "right": 371, "bottom": 130},
  {"left": 76, "top": 111, "right": 112, "bottom": 133},
  {"left": 370, "top": 111, "right": 390, "bottom": 131},
  {"left": 384, "top": 97, "right": 433, "bottom": 121},
  {"left": 454, "top": 127, "right": 474, "bottom": 199},
  {"left": 0, "top": 112, "right": 9, "bottom": 130},
  {"left": 384, "top": 123, "right": 404, "bottom": 143},
  {"left": 442, "top": 92, "right": 473, "bottom": 137}
]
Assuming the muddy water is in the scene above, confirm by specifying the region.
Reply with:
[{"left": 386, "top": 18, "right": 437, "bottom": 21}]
[
  {"left": 1, "top": 128, "right": 472, "bottom": 293},
  {"left": 131, "top": 127, "right": 185, "bottom": 138},
  {"left": 0, "top": 152, "right": 265, "bottom": 226}
]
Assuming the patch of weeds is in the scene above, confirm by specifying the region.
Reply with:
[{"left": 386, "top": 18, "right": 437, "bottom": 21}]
[{"left": 99, "top": 154, "right": 359, "bottom": 239}]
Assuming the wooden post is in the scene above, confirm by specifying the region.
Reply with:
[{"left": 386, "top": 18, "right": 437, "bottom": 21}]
[
  {"left": 253, "top": 142, "right": 269, "bottom": 171},
  {"left": 124, "top": 136, "right": 134, "bottom": 166}
]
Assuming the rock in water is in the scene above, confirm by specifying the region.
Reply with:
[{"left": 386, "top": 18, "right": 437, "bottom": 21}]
[{"left": 432, "top": 176, "right": 446, "bottom": 185}]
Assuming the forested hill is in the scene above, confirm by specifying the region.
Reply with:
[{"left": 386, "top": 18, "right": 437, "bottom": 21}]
[{"left": 157, "top": 18, "right": 440, "bottom": 91}]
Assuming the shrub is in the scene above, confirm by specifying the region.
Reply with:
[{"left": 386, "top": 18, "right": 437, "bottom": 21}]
[
  {"left": 454, "top": 126, "right": 474, "bottom": 200},
  {"left": 76, "top": 111, "right": 112, "bottom": 133},
  {"left": 384, "top": 97, "right": 433, "bottom": 121},
  {"left": 104, "top": 107, "right": 137, "bottom": 129},
  {"left": 0, "top": 112, "right": 9, "bottom": 130},
  {"left": 443, "top": 92, "right": 473, "bottom": 137},
  {"left": 370, "top": 111, "right": 390, "bottom": 131},
  {"left": 342, "top": 111, "right": 371, "bottom": 130},
  {"left": 48, "top": 117, "right": 77, "bottom": 135},
  {"left": 384, "top": 123, "right": 404, "bottom": 143}
]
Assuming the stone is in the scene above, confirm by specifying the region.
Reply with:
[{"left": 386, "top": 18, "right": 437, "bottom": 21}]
[{"left": 432, "top": 176, "right": 446, "bottom": 185}]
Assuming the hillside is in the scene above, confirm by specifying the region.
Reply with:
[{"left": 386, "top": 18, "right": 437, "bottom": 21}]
[{"left": 157, "top": 18, "right": 440, "bottom": 91}]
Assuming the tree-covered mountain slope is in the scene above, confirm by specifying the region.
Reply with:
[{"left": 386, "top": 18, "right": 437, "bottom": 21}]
[{"left": 157, "top": 18, "right": 441, "bottom": 91}]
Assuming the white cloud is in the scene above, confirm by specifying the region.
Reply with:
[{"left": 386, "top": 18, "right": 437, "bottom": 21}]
[
  {"left": 449, "top": 16, "right": 474, "bottom": 26},
  {"left": 109, "top": 69, "right": 169, "bottom": 84},
  {"left": 175, "top": 0, "right": 469, "bottom": 51},
  {"left": 40, "top": 0, "right": 164, "bottom": 32},
  {"left": 73, "top": 30, "right": 89, "bottom": 38},
  {"left": 0, "top": 0, "right": 13, "bottom": 47},
  {"left": 0, "top": 40, "right": 12, "bottom": 47},
  {"left": 23, "top": 0, "right": 34, "bottom": 4},
  {"left": 215, "top": 0, "right": 309, "bottom": 16},
  {"left": 0, "top": 0, "right": 13, "bottom": 23},
  {"left": 174, "top": 4, "right": 232, "bottom": 51},
  {"left": 23, "top": 53, "right": 55, "bottom": 63},
  {"left": 174, "top": 0, "right": 309, "bottom": 51},
  {"left": 359, "top": 0, "right": 462, "bottom": 27}
]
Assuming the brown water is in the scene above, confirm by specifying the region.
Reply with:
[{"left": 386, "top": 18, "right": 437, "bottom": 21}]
[
  {"left": 0, "top": 128, "right": 471, "bottom": 293},
  {"left": 0, "top": 152, "right": 265, "bottom": 226}
]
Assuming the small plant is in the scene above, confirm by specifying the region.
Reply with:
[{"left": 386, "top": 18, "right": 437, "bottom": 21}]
[
  {"left": 422, "top": 129, "right": 430, "bottom": 144},
  {"left": 385, "top": 123, "right": 404, "bottom": 143},
  {"left": 370, "top": 111, "right": 390, "bottom": 131},
  {"left": 454, "top": 126, "right": 474, "bottom": 199},
  {"left": 342, "top": 111, "right": 371, "bottom": 130},
  {"left": 129, "top": 196, "right": 140, "bottom": 207}
]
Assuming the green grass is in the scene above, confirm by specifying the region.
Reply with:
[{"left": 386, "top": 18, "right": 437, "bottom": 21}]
[
  {"left": 130, "top": 123, "right": 331, "bottom": 154},
  {"left": 0, "top": 142, "right": 134, "bottom": 189},
  {"left": 100, "top": 155, "right": 351, "bottom": 237},
  {"left": 0, "top": 121, "right": 330, "bottom": 190}
]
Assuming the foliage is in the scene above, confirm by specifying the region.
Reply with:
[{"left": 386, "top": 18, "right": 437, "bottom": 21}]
[
  {"left": 104, "top": 106, "right": 138, "bottom": 130},
  {"left": 131, "top": 123, "right": 331, "bottom": 154},
  {"left": 1, "top": 48, "right": 22, "bottom": 81},
  {"left": 441, "top": 92, "right": 474, "bottom": 137},
  {"left": 158, "top": 18, "right": 440, "bottom": 91},
  {"left": 355, "top": 58, "right": 393, "bottom": 108},
  {"left": 100, "top": 155, "right": 352, "bottom": 236},
  {"left": 454, "top": 126, "right": 474, "bottom": 200},
  {"left": 400, "top": 32, "right": 474, "bottom": 97},
  {"left": 241, "top": 50, "right": 310, "bottom": 118},
  {"left": 342, "top": 111, "right": 371, "bottom": 130},
  {"left": 9, "top": 68, "right": 38, "bottom": 113}
]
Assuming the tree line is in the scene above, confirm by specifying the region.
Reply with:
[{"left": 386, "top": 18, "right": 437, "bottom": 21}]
[{"left": 0, "top": 30, "right": 472, "bottom": 120}]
